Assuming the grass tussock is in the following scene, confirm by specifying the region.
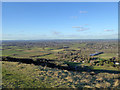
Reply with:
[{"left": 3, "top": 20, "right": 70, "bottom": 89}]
[{"left": 2, "top": 61, "right": 120, "bottom": 88}]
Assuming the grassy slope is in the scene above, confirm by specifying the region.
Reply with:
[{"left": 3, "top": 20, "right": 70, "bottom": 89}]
[
  {"left": 2, "top": 61, "right": 120, "bottom": 88},
  {"left": 2, "top": 43, "right": 120, "bottom": 88}
]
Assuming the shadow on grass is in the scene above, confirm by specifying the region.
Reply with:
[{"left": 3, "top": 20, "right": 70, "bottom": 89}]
[{"left": 2, "top": 56, "right": 120, "bottom": 74}]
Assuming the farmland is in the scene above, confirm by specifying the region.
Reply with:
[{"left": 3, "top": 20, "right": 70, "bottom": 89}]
[{"left": 1, "top": 39, "right": 120, "bottom": 88}]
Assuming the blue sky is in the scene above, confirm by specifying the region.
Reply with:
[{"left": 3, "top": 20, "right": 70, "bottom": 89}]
[{"left": 2, "top": 2, "right": 118, "bottom": 40}]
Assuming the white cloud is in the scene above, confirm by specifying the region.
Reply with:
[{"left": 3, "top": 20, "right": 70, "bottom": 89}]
[
  {"left": 104, "top": 29, "right": 113, "bottom": 31},
  {"left": 77, "top": 27, "right": 89, "bottom": 31},
  {"left": 72, "top": 26, "right": 82, "bottom": 28},
  {"left": 80, "top": 11, "right": 88, "bottom": 13},
  {"left": 72, "top": 25, "right": 89, "bottom": 31},
  {"left": 52, "top": 31, "right": 61, "bottom": 35}
]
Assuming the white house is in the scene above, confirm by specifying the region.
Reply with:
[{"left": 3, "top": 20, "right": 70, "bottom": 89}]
[{"left": 115, "top": 62, "right": 120, "bottom": 65}]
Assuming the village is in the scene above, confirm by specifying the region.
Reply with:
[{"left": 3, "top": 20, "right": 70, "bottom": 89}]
[{"left": 2, "top": 39, "right": 120, "bottom": 88}]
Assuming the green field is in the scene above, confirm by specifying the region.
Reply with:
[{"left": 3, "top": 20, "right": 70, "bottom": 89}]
[
  {"left": 2, "top": 40, "right": 120, "bottom": 88},
  {"left": 99, "top": 53, "right": 118, "bottom": 59}
]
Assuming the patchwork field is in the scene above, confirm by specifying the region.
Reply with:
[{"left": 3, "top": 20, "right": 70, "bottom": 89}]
[{"left": 2, "top": 40, "right": 120, "bottom": 88}]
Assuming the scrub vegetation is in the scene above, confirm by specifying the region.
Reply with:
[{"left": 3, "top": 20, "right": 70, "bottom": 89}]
[{"left": 2, "top": 39, "right": 120, "bottom": 88}]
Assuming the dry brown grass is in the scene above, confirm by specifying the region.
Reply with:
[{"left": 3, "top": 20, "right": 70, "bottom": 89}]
[
  {"left": 95, "top": 81, "right": 111, "bottom": 88},
  {"left": 2, "top": 61, "right": 120, "bottom": 88},
  {"left": 113, "top": 79, "right": 119, "bottom": 87},
  {"left": 80, "top": 79, "right": 90, "bottom": 83}
]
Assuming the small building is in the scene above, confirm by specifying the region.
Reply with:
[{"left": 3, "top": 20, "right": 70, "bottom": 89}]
[
  {"left": 73, "top": 61, "right": 77, "bottom": 62},
  {"left": 115, "top": 62, "right": 120, "bottom": 65},
  {"left": 82, "top": 61, "right": 85, "bottom": 63}
]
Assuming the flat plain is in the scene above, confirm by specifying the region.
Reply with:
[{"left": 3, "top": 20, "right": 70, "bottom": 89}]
[{"left": 1, "top": 39, "right": 120, "bottom": 88}]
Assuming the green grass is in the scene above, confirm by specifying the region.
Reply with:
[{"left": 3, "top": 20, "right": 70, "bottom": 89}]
[
  {"left": 45, "top": 48, "right": 54, "bottom": 50},
  {"left": 2, "top": 50, "right": 29, "bottom": 56},
  {"left": 15, "top": 49, "right": 24, "bottom": 50},
  {"left": 2, "top": 41, "right": 119, "bottom": 88},
  {"left": 98, "top": 53, "right": 117, "bottom": 59},
  {"left": 51, "top": 49, "right": 64, "bottom": 52},
  {"left": 2, "top": 61, "right": 120, "bottom": 88},
  {"left": 64, "top": 61, "right": 82, "bottom": 67},
  {"left": 36, "top": 54, "right": 57, "bottom": 59},
  {"left": 2, "top": 62, "right": 52, "bottom": 88},
  {"left": 83, "top": 63, "right": 119, "bottom": 71},
  {"left": 2, "top": 47, "right": 51, "bottom": 58},
  {"left": 2, "top": 61, "right": 80, "bottom": 88},
  {"left": 71, "top": 43, "right": 86, "bottom": 48},
  {"left": 93, "top": 65, "right": 119, "bottom": 71}
]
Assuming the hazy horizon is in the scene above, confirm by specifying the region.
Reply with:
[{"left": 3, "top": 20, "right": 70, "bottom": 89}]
[{"left": 2, "top": 39, "right": 118, "bottom": 41}]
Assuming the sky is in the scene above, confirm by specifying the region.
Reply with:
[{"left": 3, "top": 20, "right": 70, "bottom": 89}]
[{"left": 2, "top": 2, "right": 118, "bottom": 40}]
